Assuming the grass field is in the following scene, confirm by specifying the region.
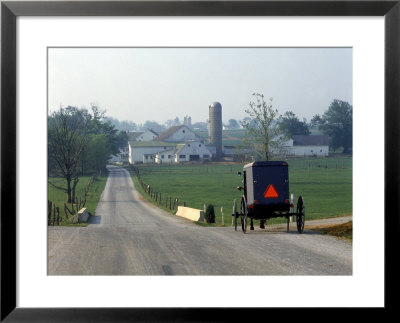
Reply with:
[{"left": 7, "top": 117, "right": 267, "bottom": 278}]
[
  {"left": 130, "top": 156, "right": 352, "bottom": 226},
  {"left": 309, "top": 221, "right": 353, "bottom": 241},
  {"left": 195, "top": 129, "right": 246, "bottom": 146},
  {"left": 48, "top": 174, "right": 108, "bottom": 225}
]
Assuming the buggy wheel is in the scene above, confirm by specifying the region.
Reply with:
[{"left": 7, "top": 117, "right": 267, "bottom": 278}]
[
  {"left": 240, "top": 197, "right": 248, "bottom": 233},
  {"left": 233, "top": 199, "right": 238, "bottom": 231},
  {"left": 296, "top": 196, "right": 305, "bottom": 234}
]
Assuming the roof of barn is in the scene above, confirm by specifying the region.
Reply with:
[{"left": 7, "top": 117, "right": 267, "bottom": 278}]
[
  {"left": 292, "top": 135, "right": 329, "bottom": 146},
  {"left": 129, "top": 141, "right": 176, "bottom": 148}
]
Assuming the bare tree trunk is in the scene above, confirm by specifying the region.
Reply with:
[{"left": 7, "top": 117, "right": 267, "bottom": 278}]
[
  {"left": 71, "top": 177, "right": 79, "bottom": 204},
  {"left": 66, "top": 175, "right": 72, "bottom": 203},
  {"left": 64, "top": 204, "right": 69, "bottom": 219}
]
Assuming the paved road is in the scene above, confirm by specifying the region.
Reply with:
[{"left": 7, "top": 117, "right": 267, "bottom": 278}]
[{"left": 48, "top": 165, "right": 352, "bottom": 275}]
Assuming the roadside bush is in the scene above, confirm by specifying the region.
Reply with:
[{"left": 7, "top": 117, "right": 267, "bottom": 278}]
[{"left": 204, "top": 204, "right": 216, "bottom": 223}]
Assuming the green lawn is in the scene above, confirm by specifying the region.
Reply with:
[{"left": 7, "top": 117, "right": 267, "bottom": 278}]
[
  {"left": 48, "top": 174, "right": 108, "bottom": 225},
  {"left": 129, "top": 156, "right": 352, "bottom": 226},
  {"left": 195, "top": 129, "right": 247, "bottom": 146}
]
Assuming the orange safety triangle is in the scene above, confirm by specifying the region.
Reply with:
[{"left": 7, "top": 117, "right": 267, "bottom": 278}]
[{"left": 264, "top": 184, "right": 279, "bottom": 198}]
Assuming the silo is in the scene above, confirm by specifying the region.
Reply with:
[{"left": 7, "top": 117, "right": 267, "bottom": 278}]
[{"left": 209, "top": 102, "right": 222, "bottom": 158}]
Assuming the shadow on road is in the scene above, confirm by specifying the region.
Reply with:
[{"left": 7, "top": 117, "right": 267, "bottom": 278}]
[{"left": 88, "top": 215, "right": 101, "bottom": 224}]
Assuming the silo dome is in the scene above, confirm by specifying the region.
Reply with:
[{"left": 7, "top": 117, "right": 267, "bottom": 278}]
[
  {"left": 209, "top": 102, "right": 222, "bottom": 109},
  {"left": 209, "top": 101, "right": 223, "bottom": 158}
]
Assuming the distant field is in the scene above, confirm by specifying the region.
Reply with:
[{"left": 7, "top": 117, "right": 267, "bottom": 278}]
[
  {"left": 195, "top": 129, "right": 246, "bottom": 146},
  {"left": 130, "top": 156, "right": 352, "bottom": 226},
  {"left": 48, "top": 175, "right": 108, "bottom": 225}
]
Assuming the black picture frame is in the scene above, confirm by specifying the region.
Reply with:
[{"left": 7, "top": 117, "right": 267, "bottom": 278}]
[{"left": 1, "top": 1, "right": 399, "bottom": 321}]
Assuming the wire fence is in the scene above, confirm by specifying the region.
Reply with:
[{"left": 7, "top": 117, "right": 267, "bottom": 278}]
[
  {"left": 131, "top": 165, "right": 184, "bottom": 211},
  {"left": 47, "top": 175, "right": 96, "bottom": 226}
]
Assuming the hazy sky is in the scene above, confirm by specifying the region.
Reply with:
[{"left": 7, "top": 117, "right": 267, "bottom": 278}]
[{"left": 48, "top": 47, "right": 352, "bottom": 125}]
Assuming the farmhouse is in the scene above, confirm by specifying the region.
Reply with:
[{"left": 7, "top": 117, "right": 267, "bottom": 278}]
[
  {"left": 269, "top": 135, "right": 329, "bottom": 157},
  {"left": 128, "top": 129, "right": 159, "bottom": 142},
  {"left": 128, "top": 141, "right": 176, "bottom": 164},
  {"left": 291, "top": 135, "right": 329, "bottom": 156},
  {"left": 108, "top": 154, "right": 122, "bottom": 163},
  {"left": 128, "top": 125, "right": 212, "bottom": 164},
  {"left": 154, "top": 142, "right": 212, "bottom": 164}
]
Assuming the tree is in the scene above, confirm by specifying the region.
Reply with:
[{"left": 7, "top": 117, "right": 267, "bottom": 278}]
[
  {"left": 310, "top": 114, "right": 323, "bottom": 129},
  {"left": 228, "top": 119, "right": 240, "bottom": 129},
  {"left": 116, "top": 130, "right": 129, "bottom": 151},
  {"left": 79, "top": 105, "right": 127, "bottom": 174},
  {"left": 279, "top": 111, "right": 310, "bottom": 137},
  {"left": 319, "top": 99, "right": 353, "bottom": 154},
  {"left": 192, "top": 121, "right": 208, "bottom": 131},
  {"left": 103, "top": 117, "right": 138, "bottom": 132},
  {"left": 242, "top": 93, "right": 287, "bottom": 160},
  {"left": 85, "top": 134, "right": 112, "bottom": 174},
  {"left": 119, "top": 120, "right": 137, "bottom": 132},
  {"left": 87, "top": 105, "right": 124, "bottom": 154},
  {"left": 48, "top": 106, "right": 89, "bottom": 203},
  {"left": 141, "top": 120, "right": 166, "bottom": 133},
  {"left": 49, "top": 105, "right": 127, "bottom": 203}
]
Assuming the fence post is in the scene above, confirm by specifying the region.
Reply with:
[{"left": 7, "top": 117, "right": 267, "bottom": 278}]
[
  {"left": 48, "top": 201, "right": 52, "bottom": 226},
  {"left": 52, "top": 204, "right": 56, "bottom": 226},
  {"left": 221, "top": 206, "right": 224, "bottom": 226},
  {"left": 56, "top": 207, "right": 60, "bottom": 225},
  {"left": 290, "top": 194, "right": 295, "bottom": 222},
  {"left": 232, "top": 199, "right": 236, "bottom": 226}
]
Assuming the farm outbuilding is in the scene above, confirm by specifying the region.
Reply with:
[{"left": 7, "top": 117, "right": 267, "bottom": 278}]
[
  {"left": 154, "top": 141, "right": 212, "bottom": 164},
  {"left": 108, "top": 154, "right": 122, "bottom": 163},
  {"left": 127, "top": 131, "right": 143, "bottom": 141},
  {"left": 128, "top": 141, "right": 176, "bottom": 164},
  {"left": 129, "top": 125, "right": 212, "bottom": 164},
  {"left": 128, "top": 129, "right": 158, "bottom": 142},
  {"left": 291, "top": 135, "right": 329, "bottom": 156},
  {"left": 254, "top": 135, "right": 329, "bottom": 158},
  {"left": 206, "top": 145, "right": 216, "bottom": 157},
  {"left": 174, "top": 142, "right": 212, "bottom": 162},
  {"left": 154, "top": 148, "right": 176, "bottom": 164}
]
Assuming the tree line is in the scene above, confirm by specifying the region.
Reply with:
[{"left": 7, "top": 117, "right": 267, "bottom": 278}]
[
  {"left": 242, "top": 93, "right": 352, "bottom": 160},
  {"left": 48, "top": 105, "right": 128, "bottom": 203}
]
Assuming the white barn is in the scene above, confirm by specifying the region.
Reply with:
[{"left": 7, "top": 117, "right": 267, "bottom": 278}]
[
  {"left": 269, "top": 135, "right": 329, "bottom": 157},
  {"left": 154, "top": 148, "right": 176, "bottom": 164},
  {"left": 129, "top": 125, "right": 212, "bottom": 164},
  {"left": 174, "top": 142, "right": 212, "bottom": 162},
  {"left": 108, "top": 154, "right": 122, "bottom": 163},
  {"left": 136, "top": 129, "right": 159, "bottom": 142},
  {"left": 155, "top": 125, "right": 204, "bottom": 143},
  {"left": 154, "top": 142, "right": 212, "bottom": 164},
  {"left": 128, "top": 141, "right": 176, "bottom": 164},
  {"left": 128, "top": 129, "right": 158, "bottom": 142},
  {"left": 291, "top": 135, "right": 329, "bottom": 156}
]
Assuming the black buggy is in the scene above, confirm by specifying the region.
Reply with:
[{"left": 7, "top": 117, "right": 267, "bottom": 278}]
[{"left": 232, "top": 161, "right": 305, "bottom": 234}]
